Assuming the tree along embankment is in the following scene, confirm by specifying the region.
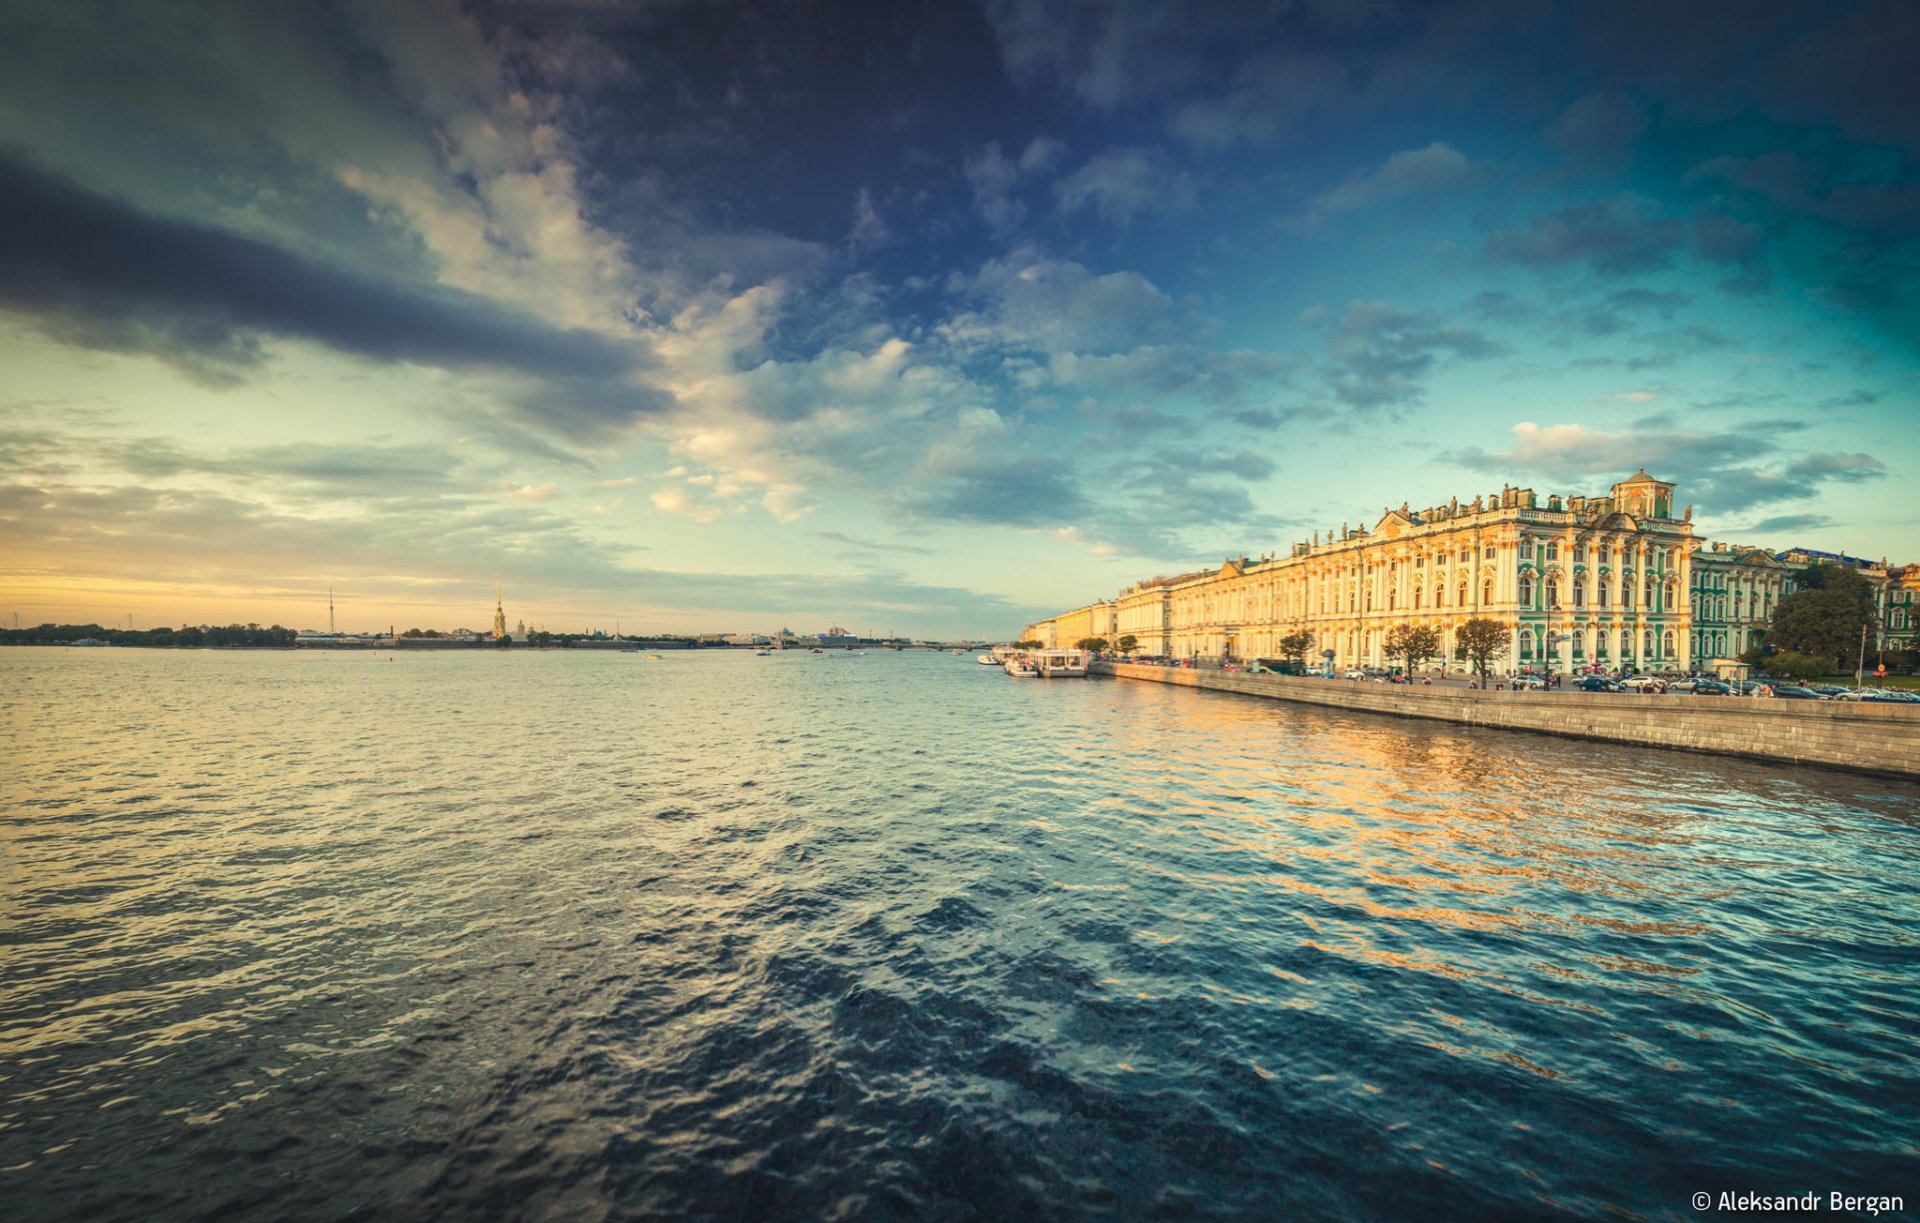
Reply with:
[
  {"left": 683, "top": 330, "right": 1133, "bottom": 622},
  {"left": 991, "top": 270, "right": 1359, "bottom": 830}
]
[{"left": 1094, "top": 662, "right": 1920, "bottom": 782}]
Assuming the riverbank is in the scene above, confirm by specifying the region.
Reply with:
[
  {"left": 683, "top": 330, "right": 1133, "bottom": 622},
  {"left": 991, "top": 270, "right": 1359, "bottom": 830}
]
[{"left": 1095, "top": 662, "right": 1920, "bottom": 781}]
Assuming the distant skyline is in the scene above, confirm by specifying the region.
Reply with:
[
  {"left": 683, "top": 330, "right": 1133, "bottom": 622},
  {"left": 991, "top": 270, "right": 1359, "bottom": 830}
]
[{"left": 3, "top": 1, "right": 1917, "bottom": 637}]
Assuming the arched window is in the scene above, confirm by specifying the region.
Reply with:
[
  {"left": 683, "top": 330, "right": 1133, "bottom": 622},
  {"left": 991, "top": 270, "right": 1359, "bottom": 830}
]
[
  {"left": 1546, "top": 541, "right": 1560, "bottom": 561},
  {"left": 1547, "top": 579, "right": 1561, "bottom": 609},
  {"left": 1482, "top": 580, "right": 1494, "bottom": 606},
  {"left": 1413, "top": 587, "right": 1423, "bottom": 609},
  {"left": 1387, "top": 588, "right": 1397, "bottom": 610},
  {"left": 1690, "top": 633, "right": 1699, "bottom": 657},
  {"left": 1573, "top": 579, "right": 1587, "bottom": 608},
  {"left": 1623, "top": 584, "right": 1634, "bottom": 609},
  {"left": 1666, "top": 580, "right": 1678, "bottom": 612},
  {"left": 1521, "top": 537, "right": 1536, "bottom": 559},
  {"left": 1645, "top": 577, "right": 1656, "bottom": 609},
  {"left": 1365, "top": 589, "right": 1374, "bottom": 611},
  {"left": 1619, "top": 629, "right": 1631, "bottom": 658},
  {"left": 1572, "top": 628, "right": 1586, "bottom": 658},
  {"left": 1597, "top": 632, "right": 1609, "bottom": 658},
  {"left": 1518, "top": 576, "right": 1533, "bottom": 607},
  {"left": 1644, "top": 629, "right": 1655, "bottom": 657},
  {"left": 1662, "top": 629, "right": 1675, "bottom": 657},
  {"left": 1459, "top": 581, "right": 1470, "bottom": 607},
  {"left": 1435, "top": 584, "right": 1446, "bottom": 607},
  {"left": 1519, "top": 630, "right": 1534, "bottom": 657},
  {"left": 1599, "top": 582, "right": 1610, "bottom": 608}
]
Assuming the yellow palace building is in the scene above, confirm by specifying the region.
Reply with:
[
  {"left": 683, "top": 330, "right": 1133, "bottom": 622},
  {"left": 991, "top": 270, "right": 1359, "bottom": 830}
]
[{"left": 1022, "top": 471, "right": 1900, "bottom": 674}]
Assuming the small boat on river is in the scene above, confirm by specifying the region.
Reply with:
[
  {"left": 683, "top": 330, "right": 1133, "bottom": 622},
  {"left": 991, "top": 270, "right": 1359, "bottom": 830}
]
[{"left": 1004, "top": 657, "right": 1040, "bottom": 677}]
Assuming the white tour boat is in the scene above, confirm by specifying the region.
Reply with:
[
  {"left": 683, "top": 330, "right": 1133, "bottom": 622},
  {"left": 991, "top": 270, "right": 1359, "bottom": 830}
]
[{"left": 1035, "top": 649, "right": 1090, "bottom": 678}]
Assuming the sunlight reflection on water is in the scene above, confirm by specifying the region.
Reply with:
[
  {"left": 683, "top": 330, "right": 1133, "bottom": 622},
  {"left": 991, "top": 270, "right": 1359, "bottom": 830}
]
[{"left": 3, "top": 649, "right": 1917, "bottom": 1220}]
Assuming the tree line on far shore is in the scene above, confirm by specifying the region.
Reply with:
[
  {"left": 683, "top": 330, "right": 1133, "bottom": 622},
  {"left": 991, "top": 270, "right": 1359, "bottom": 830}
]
[{"left": 0, "top": 623, "right": 298, "bottom": 647}]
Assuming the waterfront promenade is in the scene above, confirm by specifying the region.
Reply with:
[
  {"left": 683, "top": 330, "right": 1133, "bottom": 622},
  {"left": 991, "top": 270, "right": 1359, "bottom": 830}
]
[{"left": 1096, "top": 662, "right": 1920, "bottom": 780}]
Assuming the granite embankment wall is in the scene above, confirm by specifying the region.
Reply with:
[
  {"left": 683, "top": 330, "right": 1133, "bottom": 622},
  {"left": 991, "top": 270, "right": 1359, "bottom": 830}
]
[{"left": 1095, "top": 663, "right": 1920, "bottom": 781}]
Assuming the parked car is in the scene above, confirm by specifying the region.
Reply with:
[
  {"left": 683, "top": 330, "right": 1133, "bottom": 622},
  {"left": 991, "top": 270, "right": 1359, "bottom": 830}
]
[
  {"left": 1513, "top": 674, "right": 1551, "bottom": 690},
  {"left": 1807, "top": 685, "right": 1850, "bottom": 698},
  {"left": 1667, "top": 678, "right": 1701, "bottom": 692},
  {"left": 1849, "top": 687, "right": 1920, "bottom": 703},
  {"left": 1691, "top": 680, "right": 1733, "bottom": 695},
  {"left": 1769, "top": 685, "right": 1824, "bottom": 700},
  {"left": 1342, "top": 668, "right": 1366, "bottom": 680},
  {"left": 1575, "top": 676, "right": 1623, "bottom": 692},
  {"left": 1619, "top": 675, "right": 1664, "bottom": 692}
]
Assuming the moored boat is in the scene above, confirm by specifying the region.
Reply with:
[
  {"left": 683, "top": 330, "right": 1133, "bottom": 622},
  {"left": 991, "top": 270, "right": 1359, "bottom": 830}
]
[{"left": 1035, "top": 648, "right": 1090, "bottom": 678}]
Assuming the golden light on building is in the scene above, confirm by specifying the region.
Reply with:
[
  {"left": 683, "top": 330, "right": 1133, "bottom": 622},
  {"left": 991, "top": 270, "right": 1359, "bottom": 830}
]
[{"left": 1021, "top": 471, "right": 1907, "bottom": 672}]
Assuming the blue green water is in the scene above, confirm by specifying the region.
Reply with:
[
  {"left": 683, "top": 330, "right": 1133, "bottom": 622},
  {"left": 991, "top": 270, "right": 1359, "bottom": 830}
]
[{"left": 2, "top": 649, "right": 1916, "bottom": 1219}]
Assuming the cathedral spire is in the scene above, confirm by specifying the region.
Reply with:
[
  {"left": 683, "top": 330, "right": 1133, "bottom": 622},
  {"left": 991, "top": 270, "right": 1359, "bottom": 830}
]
[{"left": 492, "top": 571, "right": 507, "bottom": 638}]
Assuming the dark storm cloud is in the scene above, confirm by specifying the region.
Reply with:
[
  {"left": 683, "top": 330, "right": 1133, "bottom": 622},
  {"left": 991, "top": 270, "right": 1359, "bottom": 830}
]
[{"left": 0, "top": 155, "right": 653, "bottom": 398}]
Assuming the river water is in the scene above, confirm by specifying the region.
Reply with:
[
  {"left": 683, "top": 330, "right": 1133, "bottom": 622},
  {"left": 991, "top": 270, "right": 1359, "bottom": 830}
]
[{"left": 2, "top": 649, "right": 1916, "bottom": 1220}]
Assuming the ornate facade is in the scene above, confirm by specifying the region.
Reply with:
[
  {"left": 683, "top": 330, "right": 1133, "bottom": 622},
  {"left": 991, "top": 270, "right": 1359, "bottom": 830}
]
[
  {"left": 1024, "top": 599, "right": 1114, "bottom": 650},
  {"left": 1021, "top": 471, "right": 1912, "bottom": 673}
]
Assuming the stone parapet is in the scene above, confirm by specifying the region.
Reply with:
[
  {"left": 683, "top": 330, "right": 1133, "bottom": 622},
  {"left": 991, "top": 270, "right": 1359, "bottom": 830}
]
[{"left": 1094, "top": 663, "right": 1920, "bottom": 781}]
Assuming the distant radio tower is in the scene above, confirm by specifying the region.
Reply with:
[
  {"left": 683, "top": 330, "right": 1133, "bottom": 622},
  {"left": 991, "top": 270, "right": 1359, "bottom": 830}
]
[{"left": 329, "top": 585, "right": 335, "bottom": 635}]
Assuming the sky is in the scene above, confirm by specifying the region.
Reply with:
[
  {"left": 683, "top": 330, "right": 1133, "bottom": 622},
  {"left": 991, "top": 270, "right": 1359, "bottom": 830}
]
[{"left": 2, "top": 0, "right": 1916, "bottom": 638}]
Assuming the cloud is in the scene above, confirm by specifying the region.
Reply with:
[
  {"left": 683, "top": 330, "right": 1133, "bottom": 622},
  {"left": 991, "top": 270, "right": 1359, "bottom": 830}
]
[
  {"left": 1816, "top": 390, "right": 1880, "bottom": 408},
  {"left": 1591, "top": 390, "right": 1660, "bottom": 404},
  {"left": 1484, "top": 196, "right": 1688, "bottom": 274},
  {"left": 963, "top": 142, "right": 1030, "bottom": 236},
  {"left": 1607, "top": 288, "right": 1694, "bottom": 316},
  {"left": 847, "top": 188, "right": 893, "bottom": 253},
  {"left": 1046, "top": 345, "right": 1290, "bottom": 407},
  {"left": 1547, "top": 92, "right": 1647, "bottom": 170},
  {"left": 1781, "top": 451, "right": 1887, "bottom": 484},
  {"left": 0, "top": 156, "right": 656, "bottom": 403},
  {"left": 905, "top": 454, "right": 1090, "bottom": 526},
  {"left": 958, "top": 135, "right": 1071, "bottom": 239},
  {"left": 1444, "top": 419, "right": 1885, "bottom": 515},
  {"left": 503, "top": 482, "right": 559, "bottom": 503},
  {"left": 648, "top": 484, "right": 725, "bottom": 523},
  {"left": 1737, "top": 513, "right": 1834, "bottom": 535},
  {"left": 1313, "top": 142, "right": 1476, "bottom": 214},
  {"left": 1315, "top": 301, "right": 1504, "bottom": 410},
  {"left": 812, "top": 530, "right": 934, "bottom": 557},
  {"left": 982, "top": 0, "right": 1205, "bottom": 109},
  {"left": 1019, "top": 136, "right": 1066, "bottom": 173},
  {"left": 1167, "top": 50, "right": 1349, "bottom": 150},
  {"left": 1686, "top": 151, "right": 1920, "bottom": 240},
  {"left": 1054, "top": 147, "right": 1195, "bottom": 224},
  {"left": 941, "top": 252, "right": 1174, "bottom": 356}
]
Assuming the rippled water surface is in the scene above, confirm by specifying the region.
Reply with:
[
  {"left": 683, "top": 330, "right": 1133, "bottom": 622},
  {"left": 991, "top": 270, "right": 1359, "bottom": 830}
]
[{"left": 3, "top": 649, "right": 1918, "bottom": 1220}]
